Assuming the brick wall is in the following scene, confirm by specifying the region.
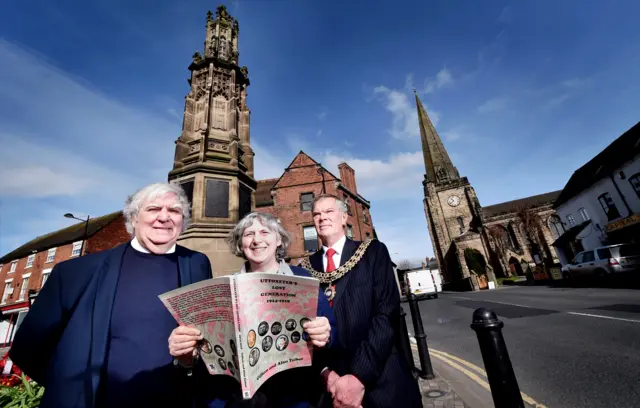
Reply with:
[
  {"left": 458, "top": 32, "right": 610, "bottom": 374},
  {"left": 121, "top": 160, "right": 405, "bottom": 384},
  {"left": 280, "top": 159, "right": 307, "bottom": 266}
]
[
  {"left": 255, "top": 152, "right": 375, "bottom": 264},
  {"left": 86, "top": 215, "right": 130, "bottom": 254},
  {"left": 0, "top": 216, "right": 129, "bottom": 307}
]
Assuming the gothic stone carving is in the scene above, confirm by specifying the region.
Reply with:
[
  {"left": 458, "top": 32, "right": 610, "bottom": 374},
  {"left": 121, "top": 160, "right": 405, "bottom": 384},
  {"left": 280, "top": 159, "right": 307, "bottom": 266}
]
[{"left": 208, "top": 139, "right": 230, "bottom": 153}]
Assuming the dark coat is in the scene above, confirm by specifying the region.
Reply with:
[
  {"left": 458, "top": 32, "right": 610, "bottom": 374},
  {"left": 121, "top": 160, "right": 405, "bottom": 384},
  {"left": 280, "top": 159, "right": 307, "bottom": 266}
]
[
  {"left": 201, "top": 265, "right": 339, "bottom": 408},
  {"left": 309, "top": 239, "right": 422, "bottom": 408},
  {"left": 9, "top": 242, "right": 212, "bottom": 408}
]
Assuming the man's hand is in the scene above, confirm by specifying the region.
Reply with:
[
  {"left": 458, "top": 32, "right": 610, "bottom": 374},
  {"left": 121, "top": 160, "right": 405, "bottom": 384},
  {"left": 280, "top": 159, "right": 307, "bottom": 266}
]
[
  {"left": 331, "top": 374, "right": 365, "bottom": 408},
  {"left": 303, "top": 316, "right": 331, "bottom": 347},
  {"left": 168, "top": 324, "right": 202, "bottom": 366},
  {"left": 322, "top": 369, "right": 340, "bottom": 393}
]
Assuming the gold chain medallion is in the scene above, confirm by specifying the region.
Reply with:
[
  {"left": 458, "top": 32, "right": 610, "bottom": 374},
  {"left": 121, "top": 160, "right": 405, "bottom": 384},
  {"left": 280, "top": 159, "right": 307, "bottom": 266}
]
[{"left": 300, "top": 239, "right": 375, "bottom": 284}]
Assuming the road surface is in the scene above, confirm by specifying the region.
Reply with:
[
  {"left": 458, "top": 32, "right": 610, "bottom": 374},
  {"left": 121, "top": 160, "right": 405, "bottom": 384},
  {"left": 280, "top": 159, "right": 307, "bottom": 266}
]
[{"left": 403, "top": 284, "right": 640, "bottom": 408}]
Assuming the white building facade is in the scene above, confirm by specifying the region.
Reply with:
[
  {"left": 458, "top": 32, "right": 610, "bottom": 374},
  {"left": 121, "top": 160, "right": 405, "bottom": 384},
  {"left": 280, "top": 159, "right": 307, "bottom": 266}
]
[{"left": 552, "top": 122, "right": 640, "bottom": 265}]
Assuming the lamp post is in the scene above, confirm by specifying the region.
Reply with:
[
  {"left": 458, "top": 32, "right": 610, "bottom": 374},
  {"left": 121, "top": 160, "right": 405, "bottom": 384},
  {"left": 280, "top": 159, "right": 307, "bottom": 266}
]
[{"left": 64, "top": 213, "right": 90, "bottom": 257}]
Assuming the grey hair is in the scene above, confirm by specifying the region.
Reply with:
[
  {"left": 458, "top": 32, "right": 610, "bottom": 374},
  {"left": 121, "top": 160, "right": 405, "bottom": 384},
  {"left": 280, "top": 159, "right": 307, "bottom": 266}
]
[
  {"left": 228, "top": 212, "right": 291, "bottom": 260},
  {"left": 123, "top": 182, "right": 192, "bottom": 236},
  {"left": 311, "top": 193, "right": 348, "bottom": 213}
]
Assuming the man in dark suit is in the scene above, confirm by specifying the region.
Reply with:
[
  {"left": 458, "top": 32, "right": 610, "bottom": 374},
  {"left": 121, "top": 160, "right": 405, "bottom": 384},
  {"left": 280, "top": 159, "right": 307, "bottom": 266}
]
[
  {"left": 304, "top": 194, "right": 422, "bottom": 408},
  {"left": 9, "top": 183, "right": 213, "bottom": 408}
]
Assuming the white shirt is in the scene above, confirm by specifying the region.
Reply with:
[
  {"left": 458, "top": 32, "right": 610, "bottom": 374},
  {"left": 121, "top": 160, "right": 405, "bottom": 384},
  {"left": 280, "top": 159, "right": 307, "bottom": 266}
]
[
  {"left": 131, "top": 236, "right": 176, "bottom": 254},
  {"left": 322, "top": 235, "right": 347, "bottom": 271}
]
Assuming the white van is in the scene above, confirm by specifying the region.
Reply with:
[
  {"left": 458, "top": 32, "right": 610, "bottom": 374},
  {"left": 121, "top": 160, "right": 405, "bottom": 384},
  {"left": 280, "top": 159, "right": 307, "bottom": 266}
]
[{"left": 406, "top": 269, "right": 440, "bottom": 299}]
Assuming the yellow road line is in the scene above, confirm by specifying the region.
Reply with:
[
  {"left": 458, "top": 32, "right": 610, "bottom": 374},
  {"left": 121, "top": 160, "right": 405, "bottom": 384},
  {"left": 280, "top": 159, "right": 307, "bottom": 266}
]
[{"left": 411, "top": 344, "right": 547, "bottom": 408}]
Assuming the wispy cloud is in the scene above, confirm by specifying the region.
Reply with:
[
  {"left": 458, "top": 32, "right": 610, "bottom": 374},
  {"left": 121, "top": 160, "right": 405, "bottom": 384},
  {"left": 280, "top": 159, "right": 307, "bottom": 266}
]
[
  {"left": 407, "top": 68, "right": 454, "bottom": 95},
  {"left": 371, "top": 85, "right": 439, "bottom": 140},
  {"left": 323, "top": 151, "right": 424, "bottom": 200},
  {"left": 317, "top": 109, "right": 328, "bottom": 121},
  {"left": 0, "top": 39, "right": 179, "bottom": 254},
  {"left": 478, "top": 97, "right": 509, "bottom": 113},
  {"left": 545, "top": 93, "right": 570, "bottom": 108}
]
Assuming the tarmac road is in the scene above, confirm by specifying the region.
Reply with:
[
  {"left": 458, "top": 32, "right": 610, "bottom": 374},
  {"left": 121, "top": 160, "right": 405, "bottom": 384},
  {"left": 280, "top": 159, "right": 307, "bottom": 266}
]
[{"left": 403, "top": 283, "right": 640, "bottom": 408}]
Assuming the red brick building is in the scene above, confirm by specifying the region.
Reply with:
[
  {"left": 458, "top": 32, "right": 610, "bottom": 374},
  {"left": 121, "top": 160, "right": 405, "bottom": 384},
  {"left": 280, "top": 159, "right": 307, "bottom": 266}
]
[
  {"left": 0, "top": 212, "right": 129, "bottom": 347},
  {"left": 255, "top": 151, "right": 376, "bottom": 264}
]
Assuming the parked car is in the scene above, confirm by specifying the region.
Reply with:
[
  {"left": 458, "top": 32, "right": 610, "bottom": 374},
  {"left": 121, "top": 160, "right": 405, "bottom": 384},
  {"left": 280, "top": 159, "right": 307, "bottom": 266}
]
[{"left": 562, "top": 243, "right": 640, "bottom": 278}]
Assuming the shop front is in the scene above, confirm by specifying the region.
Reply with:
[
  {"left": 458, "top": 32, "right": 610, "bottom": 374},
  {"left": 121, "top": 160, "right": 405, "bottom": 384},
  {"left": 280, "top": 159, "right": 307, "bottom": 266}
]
[
  {"left": 0, "top": 301, "right": 30, "bottom": 349},
  {"left": 605, "top": 213, "right": 640, "bottom": 245}
]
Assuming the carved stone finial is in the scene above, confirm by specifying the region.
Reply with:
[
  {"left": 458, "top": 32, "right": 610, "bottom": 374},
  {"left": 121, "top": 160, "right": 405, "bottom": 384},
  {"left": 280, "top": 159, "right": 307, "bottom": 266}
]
[
  {"left": 216, "top": 5, "right": 231, "bottom": 21},
  {"left": 192, "top": 51, "right": 203, "bottom": 64},
  {"left": 240, "top": 66, "right": 249, "bottom": 77},
  {"left": 207, "top": 10, "right": 213, "bottom": 22},
  {"left": 233, "top": 20, "right": 239, "bottom": 32}
]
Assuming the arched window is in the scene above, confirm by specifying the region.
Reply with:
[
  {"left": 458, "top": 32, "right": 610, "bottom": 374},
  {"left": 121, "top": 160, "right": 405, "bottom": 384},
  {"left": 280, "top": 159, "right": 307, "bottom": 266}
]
[
  {"left": 219, "top": 36, "right": 228, "bottom": 59},
  {"left": 507, "top": 223, "right": 520, "bottom": 250},
  {"left": 548, "top": 216, "right": 564, "bottom": 238},
  {"left": 457, "top": 216, "right": 464, "bottom": 234}
]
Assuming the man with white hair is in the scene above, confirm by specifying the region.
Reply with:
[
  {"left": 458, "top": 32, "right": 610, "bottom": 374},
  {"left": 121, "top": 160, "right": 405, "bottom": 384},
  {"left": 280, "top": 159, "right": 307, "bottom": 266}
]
[{"left": 10, "top": 182, "right": 213, "bottom": 408}]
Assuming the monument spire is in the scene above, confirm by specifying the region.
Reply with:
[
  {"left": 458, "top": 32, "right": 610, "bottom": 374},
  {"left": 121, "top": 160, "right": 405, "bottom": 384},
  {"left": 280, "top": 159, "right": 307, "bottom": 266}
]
[
  {"left": 168, "top": 6, "right": 256, "bottom": 276},
  {"left": 414, "top": 90, "right": 460, "bottom": 184}
]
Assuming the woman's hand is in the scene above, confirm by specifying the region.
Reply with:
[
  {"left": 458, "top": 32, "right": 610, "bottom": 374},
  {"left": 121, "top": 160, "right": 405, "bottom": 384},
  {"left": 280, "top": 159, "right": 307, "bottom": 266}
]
[
  {"left": 168, "top": 325, "right": 202, "bottom": 365},
  {"left": 303, "top": 316, "right": 331, "bottom": 347}
]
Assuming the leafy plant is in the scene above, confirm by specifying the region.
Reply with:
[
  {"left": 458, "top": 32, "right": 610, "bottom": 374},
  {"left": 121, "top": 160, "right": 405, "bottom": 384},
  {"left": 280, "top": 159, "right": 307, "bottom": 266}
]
[{"left": 0, "top": 374, "right": 44, "bottom": 408}]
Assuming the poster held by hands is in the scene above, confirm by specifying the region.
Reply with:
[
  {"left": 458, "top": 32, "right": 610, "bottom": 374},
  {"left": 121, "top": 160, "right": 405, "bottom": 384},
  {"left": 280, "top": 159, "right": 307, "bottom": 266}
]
[{"left": 159, "top": 272, "right": 319, "bottom": 399}]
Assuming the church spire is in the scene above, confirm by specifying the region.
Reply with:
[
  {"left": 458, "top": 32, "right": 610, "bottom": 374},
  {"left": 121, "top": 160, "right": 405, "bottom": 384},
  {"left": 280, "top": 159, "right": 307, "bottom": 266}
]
[{"left": 414, "top": 89, "right": 460, "bottom": 184}]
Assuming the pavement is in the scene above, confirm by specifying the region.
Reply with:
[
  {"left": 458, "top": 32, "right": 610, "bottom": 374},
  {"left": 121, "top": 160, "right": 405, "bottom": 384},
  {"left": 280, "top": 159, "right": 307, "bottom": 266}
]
[{"left": 403, "top": 283, "right": 640, "bottom": 408}]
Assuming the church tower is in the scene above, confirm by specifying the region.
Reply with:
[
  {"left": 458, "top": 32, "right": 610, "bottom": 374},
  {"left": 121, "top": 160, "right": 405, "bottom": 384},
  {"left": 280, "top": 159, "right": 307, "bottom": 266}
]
[
  {"left": 415, "top": 91, "right": 493, "bottom": 288},
  {"left": 168, "top": 6, "right": 256, "bottom": 276}
]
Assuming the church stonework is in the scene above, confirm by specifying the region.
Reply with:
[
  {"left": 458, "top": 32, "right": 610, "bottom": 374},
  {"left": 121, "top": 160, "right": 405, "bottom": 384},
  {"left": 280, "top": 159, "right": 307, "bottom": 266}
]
[
  {"left": 415, "top": 91, "right": 561, "bottom": 289},
  {"left": 415, "top": 91, "right": 494, "bottom": 288},
  {"left": 168, "top": 6, "right": 256, "bottom": 277}
]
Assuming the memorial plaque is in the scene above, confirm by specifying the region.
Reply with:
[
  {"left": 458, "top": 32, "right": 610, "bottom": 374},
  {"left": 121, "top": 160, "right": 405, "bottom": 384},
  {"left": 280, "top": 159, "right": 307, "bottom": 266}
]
[
  {"left": 239, "top": 183, "right": 252, "bottom": 220},
  {"left": 180, "top": 180, "right": 195, "bottom": 213},
  {"left": 205, "top": 179, "right": 229, "bottom": 218}
]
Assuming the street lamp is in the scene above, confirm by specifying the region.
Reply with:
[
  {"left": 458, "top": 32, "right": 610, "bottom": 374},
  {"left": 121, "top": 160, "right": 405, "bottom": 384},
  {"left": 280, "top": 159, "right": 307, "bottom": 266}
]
[{"left": 64, "top": 213, "right": 90, "bottom": 257}]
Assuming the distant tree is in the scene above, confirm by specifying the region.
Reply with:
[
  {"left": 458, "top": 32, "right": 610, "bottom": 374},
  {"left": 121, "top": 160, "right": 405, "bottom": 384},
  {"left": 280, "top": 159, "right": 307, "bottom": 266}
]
[
  {"left": 515, "top": 204, "right": 554, "bottom": 267},
  {"left": 397, "top": 260, "right": 412, "bottom": 271}
]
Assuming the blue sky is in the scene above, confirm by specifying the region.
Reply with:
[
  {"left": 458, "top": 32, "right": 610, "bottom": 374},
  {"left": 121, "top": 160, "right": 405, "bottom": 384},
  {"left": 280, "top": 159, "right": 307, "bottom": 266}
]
[{"left": 1, "top": 0, "right": 639, "bottom": 263}]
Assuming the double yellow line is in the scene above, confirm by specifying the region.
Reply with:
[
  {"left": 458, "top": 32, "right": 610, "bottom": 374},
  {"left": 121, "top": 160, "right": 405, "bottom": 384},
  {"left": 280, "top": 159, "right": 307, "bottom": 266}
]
[{"left": 411, "top": 345, "right": 547, "bottom": 408}]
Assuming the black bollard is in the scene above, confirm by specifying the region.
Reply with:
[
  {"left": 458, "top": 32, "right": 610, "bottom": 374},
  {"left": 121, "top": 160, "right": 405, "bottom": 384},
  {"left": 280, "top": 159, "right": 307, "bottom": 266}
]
[
  {"left": 397, "top": 308, "right": 418, "bottom": 378},
  {"left": 470, "top": 308, "right": 524, "bottom": 408},
  {"left": 408, "top": 293, "right": 435, "bottom": 379}
]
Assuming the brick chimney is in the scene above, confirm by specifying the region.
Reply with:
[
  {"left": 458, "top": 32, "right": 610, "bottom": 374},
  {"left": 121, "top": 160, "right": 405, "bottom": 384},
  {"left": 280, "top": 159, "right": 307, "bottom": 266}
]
[{"left": 338, "top": 162, "right": 357, "bottom": 194}]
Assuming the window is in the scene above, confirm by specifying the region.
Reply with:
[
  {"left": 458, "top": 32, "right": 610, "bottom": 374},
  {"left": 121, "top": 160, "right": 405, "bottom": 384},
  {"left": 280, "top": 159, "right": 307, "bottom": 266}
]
[
  {"left": 41, "top": 268, "right": 52, "bottom": 288},
  {"left": 46, "top": 248, "right": 57, "bottom": 263},
  {"left": 596, "top": 248, "right": 612, "bottom": 260},
  {"left": 549, "top": 216, "right": 564, "bottom": 238},
  {"left": 19, "top": 275, "right": 30, "bottom": 301},
  {"left": 366, "top": 232, "right": 371, "bottom": 239},
  {"left": 362, "top": 209, "right": 369, "bottom": 224},
  {"left": 303, "top": 226, "right": 318, "bottom": 253},
  {"left": 26, "top": 254, "right": 35, "bottom": 268},
  {"left": 300, "top": 193, "right": 314, "bottom": 212},
  {"left": 507, "top": 224, "right": 520, "bottom": 250},
  {"left": 578, "top": 208, "right": 589, "bottom": 222},
  {"left": 598, "top": 193, "right": 620, "bottom": 220},
  {"left": 342, "top": 195, "right": 352, "bottom": 216},
  {"left": 346, "top": 225, "right": 353, "bottom": 239},
  {"left": 71, "top": 241, "right": 83, "bottom": 257},
  {"left": 457, "top": 217, "right": 464, "bottom": 234},
  {"left": 582, "top": 251, "right": 595, "bottom": 263},
  {"left": 567, "top": 215, "right": 576, "bottom": 227},
  {"left": 1, "top": 281, "right": 12, "bottom": 304},
  {"left": 9, "top": 261, "right": 17, "bottom": 273},
  {"left": 630, "top": 173, "right": 640, "bottom": 198}
]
